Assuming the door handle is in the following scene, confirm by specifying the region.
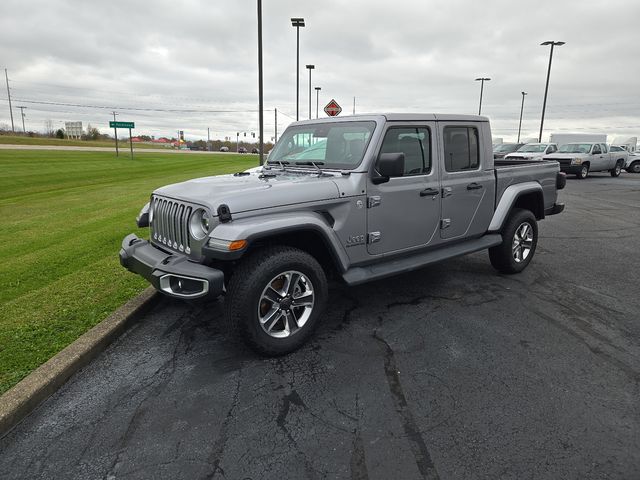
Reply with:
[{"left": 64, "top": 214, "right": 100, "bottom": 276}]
[
  {"left": 466, "top": 182, "right": 483, "bottom": 190},
  {"left": 420, "top": 188, "right": 439, "bottom": 197}
]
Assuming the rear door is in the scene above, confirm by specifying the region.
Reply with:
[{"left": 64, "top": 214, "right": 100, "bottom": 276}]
[
  {"left": 438, "top": 123, "right": 495, "bottom": 240},
  {"left": 366, "top": 123, "right": 441, "bottom": 255}
]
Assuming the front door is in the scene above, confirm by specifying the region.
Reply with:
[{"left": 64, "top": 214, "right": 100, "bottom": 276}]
[
  {"left": 367, "top": 123, "right": 441, "bottom": 255},
  {"left": 438, "top": 123, "right": 495, "bottom": 240}
]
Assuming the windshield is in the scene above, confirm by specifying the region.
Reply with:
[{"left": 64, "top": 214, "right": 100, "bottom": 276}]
[
  {"left": 518, "top": 144, "right": 547, "bottom": 153},
  {"left": 268, "top": 121, "right": 376, "bottom": 169},
  {"left": 558, "top": 143, "right": 592, "bottom": 153},
  {"left": 494, "top": 143, "right": 520, "bottom": 153}
]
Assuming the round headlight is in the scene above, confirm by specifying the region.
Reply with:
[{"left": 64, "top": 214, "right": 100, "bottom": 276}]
[
  {"left": 201, "top": 210, "right": 211, "bottom": 232},
  {"left": 189, "top": 208, "right": 211, "bottom": 240}
]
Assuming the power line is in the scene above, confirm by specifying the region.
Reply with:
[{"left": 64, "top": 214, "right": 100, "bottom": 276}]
[{"left": 11, "top": 98, "right": 269, "bottom": 114}]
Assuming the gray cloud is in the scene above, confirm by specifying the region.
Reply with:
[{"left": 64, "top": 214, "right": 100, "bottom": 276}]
[{"left": 1, "top": 0, "right": 639, "bottom": 142}]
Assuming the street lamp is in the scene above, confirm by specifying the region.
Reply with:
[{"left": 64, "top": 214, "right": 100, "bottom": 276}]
[
  {"left": 475, "top": 77, "right": 491, "bottom": 115},
  {"left": 306, "top": 64, "right": 315, "bottom": 119},
  {"left": 257, "top": 0, "right": 264, "bottom": 164},
  {"left": 538, "top": 41, "right": 565, "bottom": 142},
  {"left": 518, "top": 91, "right": 527, "bottom": 143},
  {"left": 315, "top": 86, "right": 321, "bottom": 118},
  {"left": 291, "top": 17, "right": 305, "bottom": 121}
]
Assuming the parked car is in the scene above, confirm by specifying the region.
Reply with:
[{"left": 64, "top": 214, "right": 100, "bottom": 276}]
[
  {"left": 493, "top": 143, "right": 525, "bottom": 159},
  {"left": 544, "top": 142, "right": 626, "bottom": 179},
  {"left": 504, "top": 143, "right": 558, "bottom": 161},
  {"left": 238, "top": 147, "right": 248, "bottom": 154},
  {"left": 219, "top": 146, "right": 230, "bottom": 152},
  {"left": 121, "top": 113, "right": 565, "bottom": 355},
  {"left": 251, "top": 147, "right": 259, "bottom": 154}
]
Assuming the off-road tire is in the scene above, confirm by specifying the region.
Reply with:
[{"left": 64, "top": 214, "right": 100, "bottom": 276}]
[
  {"left": 224, "top": 246, "right": 328, "bottom": 356},
  {"left": 489, "top": 208, "right": 538, "bottom": 274}
]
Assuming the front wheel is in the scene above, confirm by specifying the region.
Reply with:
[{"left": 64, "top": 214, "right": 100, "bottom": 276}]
[
  {"left": 225, "top": 246, "right": 328, "bottom": 356},
  {"left": 489, "top": 208, "right": 538, "bottom": 274},
  {"left": 610, "top": 161, "right": 622, "bottom": 177},
  {"left": 627, "top": 161, "right": 640, "bottom": 174},
  {"left": 576, "top": 164, "right": 589, "bottom": 179}
]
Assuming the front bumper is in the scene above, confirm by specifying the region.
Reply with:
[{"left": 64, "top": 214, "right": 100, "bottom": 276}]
[
  {"left": 119, "top": 234, "right": 224, "bottom": 299},
  {"left": 559, "top": 165, "right": 583, "bottom": 175}
]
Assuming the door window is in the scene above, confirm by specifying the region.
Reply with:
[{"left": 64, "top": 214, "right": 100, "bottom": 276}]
[
  {"left": 443, "top": 127, "right": 480, "bottom": 172},
  {"left": 593, "top": 145, "right": 602, "bottom": 154},
  {"left": 379, "top": 127, "right": 431, "bottom": 176}
]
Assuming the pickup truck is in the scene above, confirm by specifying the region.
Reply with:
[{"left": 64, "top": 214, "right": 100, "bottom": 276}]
[
  {"left": 120, "top": 114, "right": 565, "bottom": 355},
  {"left": 544, "top": 142, "right": 626, "bottom": 179},
  {"left": 504, "top": 143, "right": 558, "bottom": 161}
]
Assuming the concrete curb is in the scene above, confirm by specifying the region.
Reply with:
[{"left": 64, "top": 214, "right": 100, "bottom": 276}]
[{"left": 0, "top": 287, "right": 159, "bottom": 438}]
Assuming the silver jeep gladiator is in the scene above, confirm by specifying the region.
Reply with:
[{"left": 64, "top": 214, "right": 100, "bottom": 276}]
[{"left": 120, "top": 114, "right": 565, "bottom": 355}]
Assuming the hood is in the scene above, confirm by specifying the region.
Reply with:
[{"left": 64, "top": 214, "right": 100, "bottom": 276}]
[
  {"left": 154, "top": 170, "right": 341, "bottom": 215},
  {"left": 544, "top": 152, "right": 587, "bottom": 159},
  {"left": 505, "top": 152, "right": 545, "bottom": 160}
]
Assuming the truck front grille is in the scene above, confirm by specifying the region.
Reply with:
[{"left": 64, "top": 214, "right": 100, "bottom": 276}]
[
  {"left": 150, "top": 196, "right": 193, "bottom": 254},
  {"left": 546, "top": 158, "right": 572, "bottom": 167}
]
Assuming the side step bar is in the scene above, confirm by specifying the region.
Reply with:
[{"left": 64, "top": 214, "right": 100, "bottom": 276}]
[{"left": 342, "top": 234, "right": 503, "bottom": 286}]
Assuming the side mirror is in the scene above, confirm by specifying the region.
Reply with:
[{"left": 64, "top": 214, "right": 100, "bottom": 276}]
[{"left": 373, "top": 153, "right": 404, "bottom": 184}]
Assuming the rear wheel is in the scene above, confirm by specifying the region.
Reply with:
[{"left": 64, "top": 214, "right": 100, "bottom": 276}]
[
  {"left": 489, "top": 208, "right": 538, "bottom": 274},
  {"left": 576, "top": 164, "right": 589, "bottom": 179},
  {"left": 610, "top": 161, "right": 622, "bottom": 177},
  {"left": 225, "top": 246, "right": 328, "bottom": 356},
  {"left": 627, "top": 161, "right": 640, "bottom": 174}
]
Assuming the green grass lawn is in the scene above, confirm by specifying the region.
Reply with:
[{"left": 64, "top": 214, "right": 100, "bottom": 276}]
[
  {"left": 0, "top": 149, "right": 256, "bottom": 394},
  {"left": 0, "top": 135, "right": 162, "bottom": 149}
]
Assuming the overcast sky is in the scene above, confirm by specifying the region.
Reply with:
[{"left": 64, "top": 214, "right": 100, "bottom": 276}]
[{"left": 1, "top": 0, "right": 639, "bottom": 142}]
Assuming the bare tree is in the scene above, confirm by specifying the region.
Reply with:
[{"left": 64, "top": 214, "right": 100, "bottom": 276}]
[{"left": 44, "top": 119, "right": 54, "bottom": 137}]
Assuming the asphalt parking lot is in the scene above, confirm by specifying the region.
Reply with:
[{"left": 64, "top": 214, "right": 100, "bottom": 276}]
[{"left": 1, "top": 173, "right": 639, "bottom": 480}]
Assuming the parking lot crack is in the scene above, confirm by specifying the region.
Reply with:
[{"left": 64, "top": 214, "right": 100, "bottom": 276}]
[
  {"left": 373, "top": 330, "right": 440, "bottom": 480},
  {"left": 202, "top": 364, "right": 243, "bottom": 480}
]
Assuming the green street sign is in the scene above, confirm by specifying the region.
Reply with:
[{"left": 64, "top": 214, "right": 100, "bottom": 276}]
[{"left": 109, "top": 121, "right": 135, "bottom": 129}]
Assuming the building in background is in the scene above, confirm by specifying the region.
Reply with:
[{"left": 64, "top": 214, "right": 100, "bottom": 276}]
[{"left": 64, "top": 121, "right": 83, "bottom": 139}]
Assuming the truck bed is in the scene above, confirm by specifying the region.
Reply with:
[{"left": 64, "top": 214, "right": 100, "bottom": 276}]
[{"left": 494, "top": 159, "right": 561, "bottom": 213}]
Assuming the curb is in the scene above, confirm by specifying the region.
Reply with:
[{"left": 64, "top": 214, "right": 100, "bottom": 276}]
[{"left": 0, "top": 287, "right": 159, "bottom": 438}]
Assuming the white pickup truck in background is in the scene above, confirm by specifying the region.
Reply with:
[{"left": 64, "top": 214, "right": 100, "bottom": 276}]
[
  {"left": 504, "top": 143, "right": 558, "bottom": 161},
  {"left": 544, "top": 142, "right": 627, "bottom": 179}
]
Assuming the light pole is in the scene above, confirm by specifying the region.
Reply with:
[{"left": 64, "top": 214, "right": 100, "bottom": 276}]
[
  {"left": 475, "top": 77, "right": 491, "bottom": 115},
  {"left": 291, "top": 17, "right": 305, "bottom": 121},
  {"left": 315, "top": 87, "right": 321, "bottom": 118},
  {"left": 306, "top": 64, "right": 315, "bottom": 119},
  {"left": 257, "top": 0, "right": 264, "bottom": 165},
  {"left": 517, "top": 91, "right": 527, "bottom": 143},
  {"left": 539, "top": 41, "right": 565, "bottom": 142}
]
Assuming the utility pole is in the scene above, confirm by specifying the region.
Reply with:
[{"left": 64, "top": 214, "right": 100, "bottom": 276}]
[
  {"left": 17, "top": 106, "right": 27, "bottom": 132},
  {"left": 5, "top": 69, "right": 15, "bottom": 132},
  {"left": 111, "top": 111, "right": 119, "bottom": 156},
  {"left": 274, "top": 108, "right": 278, "bottom": 143},
  {"left": 353, "top": 97, "right": 356, "bottom": 115}
]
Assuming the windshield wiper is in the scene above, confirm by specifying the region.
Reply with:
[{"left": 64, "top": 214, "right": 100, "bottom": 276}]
[
  {"left": 295, "top": 161, "right": 325, "bottom": 174},
  {"left": 266, "top": 160, "right": 290, "bottom": 170}
]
